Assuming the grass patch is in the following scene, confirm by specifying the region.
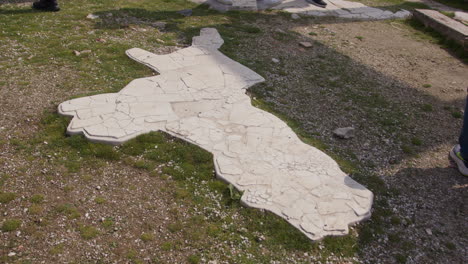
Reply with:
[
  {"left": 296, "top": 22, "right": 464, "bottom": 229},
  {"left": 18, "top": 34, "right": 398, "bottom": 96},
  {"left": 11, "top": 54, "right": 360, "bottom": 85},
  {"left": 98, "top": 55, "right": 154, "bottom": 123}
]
[
  {"left": 451, "top": 111, "right": 463, "bottom": 118},
  {"left": 79, "top": 225, "right": 100, "bottom": 239},
  {"left": 94, "top": 196, "right": 107, "bottom": 204},
  {"left": 421, "top": 104, "right": 433, "bottom": 112},
  {"left": 411, "top": 137, "right": 423, "bottom": 146},
  {"left": 187, "top": 254, "right": 201, "bottom": 264},
  {"left": 0, "top": 192, "right": 16, "bottom": 204},
  {"left": 140, "top": 233, "right": 154, "bottom": 242},
  {"left": 56, "top": 203, "right": 81, "bottom": 219},
  {"left": 30, "top": 194, "right": 45, "bottom": 204},
  {"left": 1, "top": 219, "right": 21, "bottom": 232}
]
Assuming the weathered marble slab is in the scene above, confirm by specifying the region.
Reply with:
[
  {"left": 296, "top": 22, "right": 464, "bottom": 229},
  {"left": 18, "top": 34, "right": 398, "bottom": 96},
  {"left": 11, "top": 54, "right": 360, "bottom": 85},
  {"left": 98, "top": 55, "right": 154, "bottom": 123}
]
[
  {"left": 58, "top": 28, "right": 373, "bottom": 240},
  {"left": 274, "top": 0, "right": 411, "bottom": 20},
  {"left": 190, "top": 0, "right": 411, "bottom": 20}
]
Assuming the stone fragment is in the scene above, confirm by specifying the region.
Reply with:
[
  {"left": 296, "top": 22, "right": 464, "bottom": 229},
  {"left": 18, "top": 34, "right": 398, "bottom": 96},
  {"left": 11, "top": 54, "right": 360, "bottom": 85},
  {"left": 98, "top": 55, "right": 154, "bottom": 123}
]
[
  {"left": 333, "top": 127, "right": 355, "bottom": 139},
  {"left": 454, "top": 11, "right": 468, "bottom": 24},
  {"left": 291, "top": 13, "right": 300, "bottom": 19},
  {"left": 413, "top": 9, "right": 468, "bottom": 49},
  {"left": 86, "top": 13, "right": 99, "bottom": 19},
  {"left": 299, "top": 41, "right": 313, "bottom": 48},
  {"left": 272, "top": 58, "right": 280, "bottom": 63}
]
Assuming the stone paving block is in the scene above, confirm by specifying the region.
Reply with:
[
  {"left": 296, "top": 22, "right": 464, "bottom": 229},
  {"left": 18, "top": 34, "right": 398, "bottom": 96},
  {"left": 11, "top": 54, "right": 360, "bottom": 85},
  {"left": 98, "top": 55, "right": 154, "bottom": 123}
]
[
  {"left": 413, "top": 9, "right": 468, "bottom": 50},
  {"left": 191, "top": 0, "right": 412, "bottom": 20},
  {"left": 58, "top": 28, "right": 373, "bottom": 241}
]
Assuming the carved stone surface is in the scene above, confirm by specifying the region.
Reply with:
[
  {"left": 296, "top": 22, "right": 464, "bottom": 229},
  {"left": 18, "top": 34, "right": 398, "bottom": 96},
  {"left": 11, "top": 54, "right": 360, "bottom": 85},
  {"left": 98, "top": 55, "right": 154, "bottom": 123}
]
[
  {"left": 58, "top": 28, "right": 373, "bottom": 240},
  {"left": 274, "top": 0, "right": 411, "bottom": 20},
  {"left": 190, "top": 0, "right": 411, "bottom": 20}
]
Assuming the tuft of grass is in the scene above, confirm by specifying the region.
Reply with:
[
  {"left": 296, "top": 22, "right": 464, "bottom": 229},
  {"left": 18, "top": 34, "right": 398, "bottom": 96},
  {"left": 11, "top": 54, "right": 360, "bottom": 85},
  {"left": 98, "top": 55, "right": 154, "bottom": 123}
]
[
  {"left": 101, "top": 218, "right": 114, "bottom": 229},
  {"left": 168, "top": 221, "right": 183, "bottom": 233},
  {"left": 395, "top": 253, "right": 408, "bottom": 264},
  {"left": 140, "top": 233, "right": 154, "bottom": 242},
  {"left": 49, "top": 243, "right": 65, "bottom": 255},
  {"left": 29, "top": 204, "right": 44, "bottom": 215},
  {"left": 411, "top": 137, "right": 422, "bottom": 146},
  {"left": 451, "top": 111, "right": 463, "bottom": 118},
  {"left": 30, "top": 194, "right": 45, "bottom": 204},
  {"left": 79, "top": 225, "right": 100, "bottom": 240},
  {"left": 161, "top": 242, "right": 173, "bottom": 251},
  {"left": 421, "top": 104, "right": 433, "bottom": 112},
  {"left": 94, "top": 196, "right": 107, "bottom": 204},
  {"left": 355, "top": 36, "right": 364, "bottom": 41},
  {"left": 0, "top": 192, "right": 16, "bottom": 204},
  {"left": 56, "top": 203, "right": 81, "bottom": 219},
  {"left": 187, "top": 254, "right": 201, "bottom": 264},
  {"left": 1, "top": 219, "right": 21, "bottom": 232},
  {"left": 422, "top": 84, "right": 432, "bottom": 88},
  {"left": 401, "top": 145, "right": 414, "bottom": 154},
  {"left": 445, "top": 241, "right": 456, "bottom": 250}
]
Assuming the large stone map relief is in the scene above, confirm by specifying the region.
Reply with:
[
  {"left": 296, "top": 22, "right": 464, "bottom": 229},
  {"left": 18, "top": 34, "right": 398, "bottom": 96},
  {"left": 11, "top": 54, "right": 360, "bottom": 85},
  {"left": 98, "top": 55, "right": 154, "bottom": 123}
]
[{"left": 58, "top": 28, "right": 373, "bottom": 240}]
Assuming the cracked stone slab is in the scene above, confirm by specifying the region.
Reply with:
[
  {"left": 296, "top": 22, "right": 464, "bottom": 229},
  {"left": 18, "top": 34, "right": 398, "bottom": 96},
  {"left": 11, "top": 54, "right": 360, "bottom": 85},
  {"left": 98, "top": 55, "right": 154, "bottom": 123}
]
[
  {"left": 274, "top": 0, "right": 411, "bottom": 20},
  {"left": 190, "top": 0, "right": 411, "bottom": 20},
  {"left": 58, "top": 28, "right": 373, "bottom": 241}
]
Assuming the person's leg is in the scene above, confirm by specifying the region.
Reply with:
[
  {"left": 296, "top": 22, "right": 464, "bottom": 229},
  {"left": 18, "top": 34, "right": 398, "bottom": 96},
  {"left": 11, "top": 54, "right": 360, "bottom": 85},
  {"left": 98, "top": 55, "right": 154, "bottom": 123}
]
[
  {"left": 305, "top": 0, "right": 327, "bottom": 8},
  {"left": 32, "top": 0, "right": 60, "bottom": 12},
  {"left": 450, "top": 95, "right": 468, "bottom": 176},
  {"left": 459, "top": 96, "right": 468, "bottom": 159}
]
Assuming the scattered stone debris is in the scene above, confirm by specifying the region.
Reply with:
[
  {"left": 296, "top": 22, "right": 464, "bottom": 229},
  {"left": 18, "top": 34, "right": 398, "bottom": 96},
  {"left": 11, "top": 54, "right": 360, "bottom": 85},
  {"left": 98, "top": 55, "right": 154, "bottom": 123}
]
[
  {"left": 454, "top": 11, "right": 468, "bottom": 25},
  {"left": 333, "top": 127, "right": 355, "bottom": 139},
  {"left": 291, "top": 13, "right": 300, "bottom": 20}
]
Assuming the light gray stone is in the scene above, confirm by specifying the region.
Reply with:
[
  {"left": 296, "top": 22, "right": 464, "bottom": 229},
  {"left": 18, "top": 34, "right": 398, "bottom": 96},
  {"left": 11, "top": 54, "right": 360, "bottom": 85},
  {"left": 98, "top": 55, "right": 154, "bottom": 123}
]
[
  {"left": 333, "top": 127, "right": 355, "bottom": 139},
  {"left": 454, "top": 11, "right": 468, "bottom": 24}
]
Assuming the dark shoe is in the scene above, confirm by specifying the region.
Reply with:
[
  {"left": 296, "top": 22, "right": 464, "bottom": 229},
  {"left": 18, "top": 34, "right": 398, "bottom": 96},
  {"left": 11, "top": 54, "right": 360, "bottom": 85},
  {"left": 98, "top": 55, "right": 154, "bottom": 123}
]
[
  {"left": 32, "top": 0, "right": 60, "bottom": 12},
  {"left": 306, "top": 0, "right": 327, "bottom": 8}
]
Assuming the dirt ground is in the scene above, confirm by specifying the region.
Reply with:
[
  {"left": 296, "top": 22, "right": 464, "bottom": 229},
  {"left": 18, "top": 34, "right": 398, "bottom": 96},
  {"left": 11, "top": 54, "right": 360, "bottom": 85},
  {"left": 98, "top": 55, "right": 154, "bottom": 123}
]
[{"left": 0, "top": 1, "right": 467, "bottom": 263}]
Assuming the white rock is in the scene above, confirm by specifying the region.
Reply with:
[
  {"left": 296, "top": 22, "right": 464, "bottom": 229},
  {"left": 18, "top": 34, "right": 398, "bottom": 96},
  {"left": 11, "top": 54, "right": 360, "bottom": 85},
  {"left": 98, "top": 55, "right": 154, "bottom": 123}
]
[
  {"left": 86, "top": 14, "right": 99, "bottom": 20},
  {"left": 291, "top": 13, "right": 300, "bottom": 19},
  {"left": 454, "top": 11, "right": 468, "bottom": 24},
  {"left": 299, "top": 41, "right": 313, "bottom": 48},
  {"left": 272, "top": 58, "right": 280, "bottom": 63},
  {"left": 426, "top": 228, "right": 432, "bottom": 235},
  {"left": 8, "top": 252, "right": 16, "bottom": 257},
  {"left": 333, "top": 127, "right": 355, "bottom": 139}
]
